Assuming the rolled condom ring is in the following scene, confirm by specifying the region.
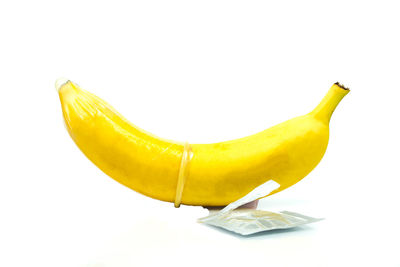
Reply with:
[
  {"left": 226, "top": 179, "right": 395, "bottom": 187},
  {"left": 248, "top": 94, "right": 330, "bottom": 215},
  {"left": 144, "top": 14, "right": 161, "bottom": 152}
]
[{"left": 174, "top": 142, "right": 193, "bottom": 208}]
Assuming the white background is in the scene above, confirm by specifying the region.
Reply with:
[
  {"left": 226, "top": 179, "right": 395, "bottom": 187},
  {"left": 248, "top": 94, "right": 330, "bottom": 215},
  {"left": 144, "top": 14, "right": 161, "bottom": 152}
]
[{"left": 1, "top": 1, "right": 399, "bottom": 266}]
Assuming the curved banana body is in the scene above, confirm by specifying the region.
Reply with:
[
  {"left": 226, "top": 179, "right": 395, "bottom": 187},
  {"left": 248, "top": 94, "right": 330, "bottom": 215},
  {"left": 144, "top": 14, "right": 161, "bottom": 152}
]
[{"left": 57, "top": 80, "right": 349, "bottom": 206}]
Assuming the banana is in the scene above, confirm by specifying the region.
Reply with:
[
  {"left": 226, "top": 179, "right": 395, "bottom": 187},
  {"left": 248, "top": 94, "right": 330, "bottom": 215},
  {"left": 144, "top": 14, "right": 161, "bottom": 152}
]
[{"left": 57, "top": 79, "right": 349, "bottom": 206}]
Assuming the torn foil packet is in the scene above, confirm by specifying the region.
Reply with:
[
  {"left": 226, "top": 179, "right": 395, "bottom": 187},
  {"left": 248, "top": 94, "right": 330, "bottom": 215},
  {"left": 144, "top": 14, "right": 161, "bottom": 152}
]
[{"left": 198, "top": 180, "right": 323, "bottom": 235}]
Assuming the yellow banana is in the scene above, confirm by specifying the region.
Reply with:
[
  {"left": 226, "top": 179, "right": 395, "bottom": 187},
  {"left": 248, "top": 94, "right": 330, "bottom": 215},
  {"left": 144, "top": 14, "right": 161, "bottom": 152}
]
[{"left": 57, "top": 79, "right": 349, "bottom": 206}]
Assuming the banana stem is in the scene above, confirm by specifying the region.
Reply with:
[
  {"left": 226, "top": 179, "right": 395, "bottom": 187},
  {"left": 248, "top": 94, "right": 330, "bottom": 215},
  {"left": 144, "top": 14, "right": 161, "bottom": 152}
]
[{"left": 311, "top": 82, "right": 350, "bottom": 123}]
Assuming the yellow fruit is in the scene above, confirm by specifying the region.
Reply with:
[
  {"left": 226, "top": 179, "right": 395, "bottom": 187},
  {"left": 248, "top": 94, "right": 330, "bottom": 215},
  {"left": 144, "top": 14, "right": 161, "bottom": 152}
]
[{"left": 57, "top": 80, "right": 349, "bottom": 206}]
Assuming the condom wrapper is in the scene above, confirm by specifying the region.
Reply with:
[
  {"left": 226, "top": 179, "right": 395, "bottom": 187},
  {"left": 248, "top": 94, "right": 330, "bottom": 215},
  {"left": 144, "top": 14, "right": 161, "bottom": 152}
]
[{"left": 198, "top": 180, "right": 323, "bottom": 235}]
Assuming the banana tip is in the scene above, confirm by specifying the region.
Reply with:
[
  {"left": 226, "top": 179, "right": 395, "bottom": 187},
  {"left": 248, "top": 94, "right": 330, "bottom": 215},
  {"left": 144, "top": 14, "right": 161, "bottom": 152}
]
[{"left": 55, "top": 77, "right": 70, "bottom": 92}]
